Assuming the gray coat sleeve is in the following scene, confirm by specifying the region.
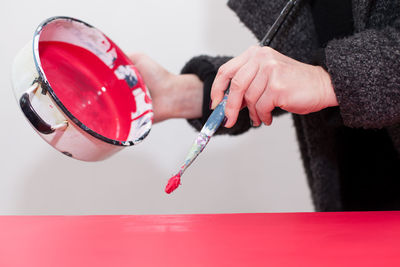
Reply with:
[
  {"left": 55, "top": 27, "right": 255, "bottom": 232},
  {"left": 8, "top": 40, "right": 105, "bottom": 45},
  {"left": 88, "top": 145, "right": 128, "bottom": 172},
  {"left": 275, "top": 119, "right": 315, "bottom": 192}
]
[{"left": 325, "top": 18, "right": 400, "bottom": 129}]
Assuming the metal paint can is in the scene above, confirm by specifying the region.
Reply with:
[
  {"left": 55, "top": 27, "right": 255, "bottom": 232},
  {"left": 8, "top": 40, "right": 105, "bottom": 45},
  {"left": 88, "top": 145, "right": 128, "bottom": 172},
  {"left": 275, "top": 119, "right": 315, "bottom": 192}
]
[{"left": 11, "top": 16, "right": 153, "bottom": 161}]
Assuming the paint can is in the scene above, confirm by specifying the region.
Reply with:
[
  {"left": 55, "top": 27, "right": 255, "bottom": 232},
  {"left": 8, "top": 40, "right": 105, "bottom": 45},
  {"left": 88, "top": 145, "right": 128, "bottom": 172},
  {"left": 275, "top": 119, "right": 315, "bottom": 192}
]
[{"left": 11, "top": 16, "right": 153, "bottom": 161}]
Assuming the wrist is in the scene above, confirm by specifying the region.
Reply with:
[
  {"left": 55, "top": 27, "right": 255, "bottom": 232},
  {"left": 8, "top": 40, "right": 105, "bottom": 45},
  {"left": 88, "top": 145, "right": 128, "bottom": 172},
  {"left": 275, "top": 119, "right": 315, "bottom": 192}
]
[{"left": 170, "top": 74, "right": 203, "bottom": 119}]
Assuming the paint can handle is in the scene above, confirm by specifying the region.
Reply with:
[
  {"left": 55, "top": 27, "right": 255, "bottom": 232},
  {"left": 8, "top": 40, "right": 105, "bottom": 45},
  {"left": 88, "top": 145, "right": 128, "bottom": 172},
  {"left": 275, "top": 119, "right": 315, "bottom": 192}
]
[{"left": 19, "top": 83, "right": 68, "bottom": 135}]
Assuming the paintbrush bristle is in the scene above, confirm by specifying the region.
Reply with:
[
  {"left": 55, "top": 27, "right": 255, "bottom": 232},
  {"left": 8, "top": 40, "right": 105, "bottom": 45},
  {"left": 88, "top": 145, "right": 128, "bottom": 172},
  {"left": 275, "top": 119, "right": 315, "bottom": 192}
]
[{"left": 165, "top": 173, "right": 181, "bottom": 194}]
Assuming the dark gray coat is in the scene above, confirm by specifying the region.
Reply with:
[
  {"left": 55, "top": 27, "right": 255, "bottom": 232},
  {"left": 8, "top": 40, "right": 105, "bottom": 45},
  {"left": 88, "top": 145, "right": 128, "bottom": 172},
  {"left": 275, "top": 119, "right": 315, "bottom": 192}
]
[{"left": 182, "top": 0, "right": 400, "bottom": 211}]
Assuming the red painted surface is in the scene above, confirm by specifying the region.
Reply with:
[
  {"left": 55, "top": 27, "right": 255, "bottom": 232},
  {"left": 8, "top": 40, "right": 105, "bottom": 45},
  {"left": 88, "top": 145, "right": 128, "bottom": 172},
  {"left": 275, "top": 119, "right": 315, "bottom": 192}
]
[
  {"left": 0, "top": 212, "right": 399, "bottom": 267},
  {"left": 39, "top": 41, "right": 146, "bottom": 141},
  {"left": 165, "top": 173, "right": 181, "bottom": 194}
]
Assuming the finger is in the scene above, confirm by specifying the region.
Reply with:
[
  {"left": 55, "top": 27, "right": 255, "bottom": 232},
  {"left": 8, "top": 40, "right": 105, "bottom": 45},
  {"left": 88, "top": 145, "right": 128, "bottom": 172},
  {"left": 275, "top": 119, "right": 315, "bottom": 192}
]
[
  {"left": 240, "top": 100, "right": 247, "bottom": 110},
  {"left": 128, "top": 53, "right": 151, "bottom": 77},
  {"left": 210, "top": 50, "right": 252, "bottom": 109},
  {"left": 224, "top": 62, "right": 259, "bottom": 128},
  {"left": 255, "top": 87, "right": 275, "bottom": 126},
  {"left": 244, "top": 68, "right": 269, "bottom": 127}
]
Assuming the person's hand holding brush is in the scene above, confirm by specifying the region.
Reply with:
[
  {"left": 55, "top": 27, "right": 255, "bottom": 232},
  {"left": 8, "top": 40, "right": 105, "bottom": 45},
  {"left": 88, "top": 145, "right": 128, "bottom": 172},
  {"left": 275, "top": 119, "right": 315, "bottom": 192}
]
[{"left": 210, "top": 45, "right": 339, "bottom": 128}]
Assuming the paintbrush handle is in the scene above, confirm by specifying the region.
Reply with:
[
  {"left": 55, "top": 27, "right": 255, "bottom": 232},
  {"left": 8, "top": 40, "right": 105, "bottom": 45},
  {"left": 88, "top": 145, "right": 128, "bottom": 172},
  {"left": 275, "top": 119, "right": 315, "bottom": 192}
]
[
  {"left": 259, "top": 0, "right": 299, "bottom": 47},
  {"left": 200, "top": 89, "right": 229, "bottom": 136},
  {"left": 182, "top": 0, "right": 299, "bottom": 169},
  {"left": 167, "top": 0, "right": 302, "bottom": 192}
]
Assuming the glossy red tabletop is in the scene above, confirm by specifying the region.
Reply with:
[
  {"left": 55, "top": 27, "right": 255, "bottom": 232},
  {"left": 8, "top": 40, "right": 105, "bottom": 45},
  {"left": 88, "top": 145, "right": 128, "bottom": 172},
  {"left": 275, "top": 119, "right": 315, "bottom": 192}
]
[{"left": 0, "top": 212, "right": 399, "bottom": 266}]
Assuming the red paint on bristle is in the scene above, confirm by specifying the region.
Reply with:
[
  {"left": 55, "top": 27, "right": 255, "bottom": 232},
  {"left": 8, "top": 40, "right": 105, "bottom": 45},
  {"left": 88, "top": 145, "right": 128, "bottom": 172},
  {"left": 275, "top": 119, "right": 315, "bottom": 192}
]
[{"left": 165, "top": 173, "right": 181, "bottom": 194}]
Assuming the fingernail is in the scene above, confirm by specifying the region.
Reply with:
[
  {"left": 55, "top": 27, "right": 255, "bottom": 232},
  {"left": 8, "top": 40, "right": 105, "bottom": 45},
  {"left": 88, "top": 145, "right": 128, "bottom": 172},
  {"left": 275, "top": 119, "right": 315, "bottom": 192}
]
[
  {"left": 222, "top": 116, "right": 228, "bottom": 127},
  {"left": 211, "top": 101, "right": 217, "bottom": 110},
  {"left": 209, "top": 100, "right": 213, "bottom": 110},
  {"left": 251, "top": 121, "right": 261, "bottom": 128}
]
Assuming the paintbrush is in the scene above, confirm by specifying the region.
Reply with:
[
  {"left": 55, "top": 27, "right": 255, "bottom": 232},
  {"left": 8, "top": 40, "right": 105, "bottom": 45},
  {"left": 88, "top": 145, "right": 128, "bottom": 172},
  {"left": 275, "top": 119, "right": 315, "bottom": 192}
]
[{"left": 165, "top": 0, "right": 300, "bottom": 194}]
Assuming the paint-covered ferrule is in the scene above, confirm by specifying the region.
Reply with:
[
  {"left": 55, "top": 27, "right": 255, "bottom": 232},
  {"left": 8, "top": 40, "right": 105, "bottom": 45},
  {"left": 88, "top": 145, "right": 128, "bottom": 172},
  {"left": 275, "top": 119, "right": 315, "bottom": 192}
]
[
  {"left": 180, "top": 132, "right": 210, "bottom": 175},
  {"left": 198, "top": 132, "right": 210, "bottom": 152},
  {"left": 179, "top": 91, "right": 228, "bottom": 174}
]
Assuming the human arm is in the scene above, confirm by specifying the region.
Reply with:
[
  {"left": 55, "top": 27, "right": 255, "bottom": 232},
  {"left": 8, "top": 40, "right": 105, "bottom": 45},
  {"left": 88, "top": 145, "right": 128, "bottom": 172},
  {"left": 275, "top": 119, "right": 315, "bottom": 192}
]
[{"left": 129, "top": 53, "right": 203, "bottom": 123}]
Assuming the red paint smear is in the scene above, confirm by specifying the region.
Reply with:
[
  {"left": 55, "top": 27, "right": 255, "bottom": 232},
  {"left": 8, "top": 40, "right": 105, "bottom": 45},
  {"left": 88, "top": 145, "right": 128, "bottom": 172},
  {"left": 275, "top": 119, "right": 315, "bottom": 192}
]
[
  {"left": 39, "top": 41, "right": 147, "bottom": 141},
  {"left": 165, "top": 173, "right": 181, "bottom": 194},
  {"left": 102, "top": 36, "right": 151, "bottom": 106},
  {"left": 1, "top": 212, "right": 400, "bottom": 266},
  {"left": 131, "top": 109, "right": 153, "bottom": 122}
]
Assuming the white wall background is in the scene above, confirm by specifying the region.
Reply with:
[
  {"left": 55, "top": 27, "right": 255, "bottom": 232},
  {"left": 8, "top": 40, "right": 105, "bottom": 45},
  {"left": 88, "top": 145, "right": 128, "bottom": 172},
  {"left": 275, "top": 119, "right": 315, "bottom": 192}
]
[{"left": 0, "top": 0, "right": 313, "bottom": 214}]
